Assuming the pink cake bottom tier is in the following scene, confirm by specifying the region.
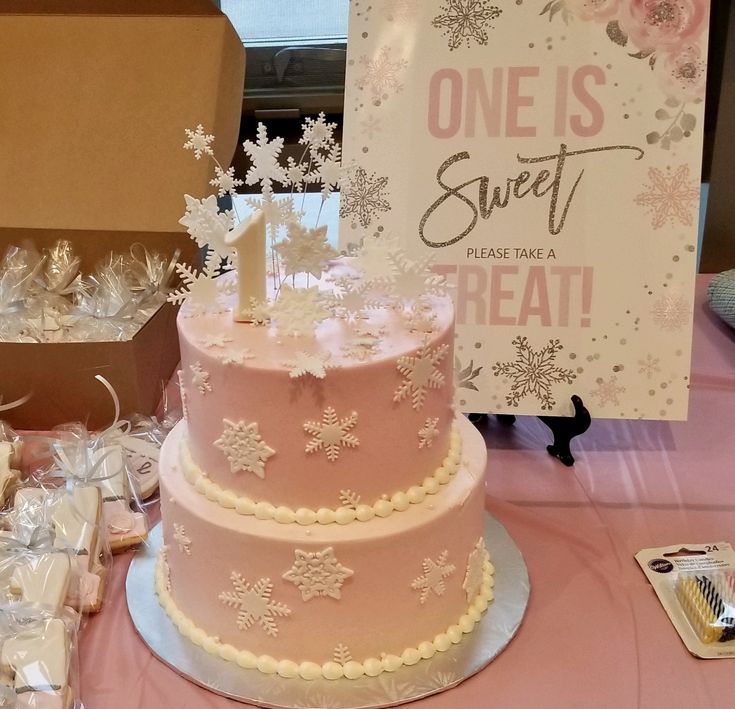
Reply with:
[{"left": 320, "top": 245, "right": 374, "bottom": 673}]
[{"left": 158, "top": 416, "right": 491, "bottom": 672}]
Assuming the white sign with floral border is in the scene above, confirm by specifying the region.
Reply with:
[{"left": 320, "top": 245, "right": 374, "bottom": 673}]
[{"left": 339, "top": 0, "right": 709, "bottom": 420}]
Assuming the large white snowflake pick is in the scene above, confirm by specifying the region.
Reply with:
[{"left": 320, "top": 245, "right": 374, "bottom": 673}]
[
  {"left": 303, "top": 407, "right": 359, "bottom": 462},
  {"left": 283, "top": 351, "right": 336, "bottom": 379},
  {"left": 270, "top": 285, "right": 330, "bottom": 337},
  {"left": 418, "top": 418, "right": 440, "bottom": 449},
  {"left": 282, "top": 547, "right": 354, "bottom": 601},
  {"left": 274, "top": 222, "right": 337, "bottom": 279},
  {"left": 310, "top": 143, "right": 343, "bottom": 198},
  {"left": 190, "top": 362, "right": 212, "bottom": 395},
  {"left": 386, "top": 251, "right": 446, "bottom": 304},
  {"left": 242, "top": 123, "right": 287, "bottom": 198},
  {"left": 214, "top": 419, "right": 276, "bottom": 478},
  {"left": 172, "top": 523, "right": 191, "bottom": 555},
  {"left": 462, "top": 537, "right": 488, "bottom": 603},
  {"left": 411, "top": 550, "right": 456, "bottom": 604},
  {"left": 352, "top": 234, "right": 402, "bottom": 283},
  {"left": 300, "top": 112, "right": 337, "bottom": 151},
  {"left": 183, "top": 124, "right": 214, "bottom": 159},
  {"left": 219, "top": 573, "right": 291, "bottom": 637},
  {"left": 394, "top": 342, "right": 450, "bottom": 410},
  {"left": 244, "top": 195, "right": 303, "bottom": 243},
  {"left": 210, "top": 166, "right": 244, "bottom": 198},
  {"left": 168, "top": 249, "right": 229, "bottom": 309},
  {"left": 178, "top": 194, "right": 234, "bottom": 261}
]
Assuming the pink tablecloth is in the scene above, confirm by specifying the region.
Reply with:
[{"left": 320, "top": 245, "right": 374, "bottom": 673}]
[{"left": 80, "top": 275, "right": 735, "bottom": 709}]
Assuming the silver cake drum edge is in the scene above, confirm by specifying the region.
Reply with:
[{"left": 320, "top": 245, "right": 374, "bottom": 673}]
[{"left": 126, "top": 515, "right": 529, "bottom": 709}]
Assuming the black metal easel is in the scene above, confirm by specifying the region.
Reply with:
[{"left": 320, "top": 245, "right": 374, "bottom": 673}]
[{"left": 470, "top": 395, "right": 592, "bottom": 467}]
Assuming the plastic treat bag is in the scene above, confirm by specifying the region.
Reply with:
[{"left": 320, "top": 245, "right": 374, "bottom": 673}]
[
  {"left": 0, "top": 246, "right": 44, "bottom": 342},
  {"left": 0, "top": 604, "right": 82, "bottom": 709},
  {"left": 0, "top": 424, "right": 24, "bottom": 510}
]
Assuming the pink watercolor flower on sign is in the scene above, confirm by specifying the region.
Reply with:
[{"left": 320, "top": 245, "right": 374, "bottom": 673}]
[
  {"left": 565, "top": 0, "right": 621, "bottom": 22},
  {"left": 654, "top": 42, "right": 707, "bottom": 102},
  {"left": 617, "top": 0, "right": 708, "bottom": 53}
]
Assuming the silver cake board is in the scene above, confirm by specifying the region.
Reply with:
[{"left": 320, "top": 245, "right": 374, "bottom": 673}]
[{"left": 127, "top": 515, "right": 529, "bottom": 708}]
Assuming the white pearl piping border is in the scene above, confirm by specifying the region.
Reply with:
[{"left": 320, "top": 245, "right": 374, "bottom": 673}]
[
  {"left": 155, "top": 551, "right": 494, "bottom": 681},
  {"left": 179, "top": 424, "right": 462, "bottom": 526}
]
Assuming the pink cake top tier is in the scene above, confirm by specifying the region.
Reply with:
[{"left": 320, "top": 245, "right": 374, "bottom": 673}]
[{"left": 177, "top": 285, "right": 456, "bottom": 512}]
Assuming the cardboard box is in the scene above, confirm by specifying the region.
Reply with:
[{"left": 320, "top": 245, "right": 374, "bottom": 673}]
[{"left": 0, "top": 0, "right": 246, "bottom": 429}]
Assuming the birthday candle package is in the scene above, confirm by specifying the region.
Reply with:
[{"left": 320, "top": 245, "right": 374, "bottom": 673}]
[{"left": 636, "top": 542, "right": 735, "bottom": 659}]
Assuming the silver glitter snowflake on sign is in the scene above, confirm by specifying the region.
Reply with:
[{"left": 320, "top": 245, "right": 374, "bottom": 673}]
[
  {"left": 339, "top": 167, "right": 391, "bottom": 229},
  {"left": 492, "top": 336, "right": 576, "bottom": 411},
  {"left": 219, "top": 574, "right": 291, "bottom": 637},
  {"left": 282, "top": 547, "right": 354, "bottom": 601},
  {"left": 432, "top": 0, "right": 503, "bottom": 51}
]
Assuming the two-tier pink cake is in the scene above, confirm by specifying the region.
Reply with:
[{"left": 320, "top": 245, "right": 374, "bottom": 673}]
[{"left": 156, "top": 256, "right": 494, "bottom": 681}]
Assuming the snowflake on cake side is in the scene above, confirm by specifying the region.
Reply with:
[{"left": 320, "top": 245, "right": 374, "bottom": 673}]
[
  {"left": 172, "top": 523, "right": 191, "bottom": 555},
  {"left": 214, "top": 419, "right": 275, "bottom": 478},
  {"left": 411, "top": 550, "right": 456, "bottom": 604},
  {"left": 199, "top": 334, "right": 232, "bottom": 349},
  {"left": 177, "top": 370, "right": 189, "bottom": 420},
  {"left": 221, "top": 348, "right": 255, "bottom": 366},
  {"left": 418, "top": 418, "right": 440, "bottom": 449},
  {"left": 219, "top": 573, "right": 291, "bottom": 637},
  {"left": 394, "top": 342, "right": 450, "bottom": 410},
  {"left": 282, "top": 547, "right": 354, "bottom": 601},
  {"left": 189, "top": 362, "right": 212, "bottom": 395},
  {"left": 303, "top": 407, "right": 359, "bottom": 462},
  {"left": 492, "top": 336, "right": 576, "bottom": 411},
  {"left": 462, "top": 537, "right": 489, "bottom": 603}
]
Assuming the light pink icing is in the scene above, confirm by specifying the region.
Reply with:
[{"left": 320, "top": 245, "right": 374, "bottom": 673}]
[
  {"left": 178, "top": 294, "right": 455, "bottom": 510},
  {"left": 160, "top": 415, "right": 487, "bottom": 663}
]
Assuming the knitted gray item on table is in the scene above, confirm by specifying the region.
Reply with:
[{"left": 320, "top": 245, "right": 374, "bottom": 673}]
[{"left": 708, "top": 269, "right": 735, "bottom": 329}]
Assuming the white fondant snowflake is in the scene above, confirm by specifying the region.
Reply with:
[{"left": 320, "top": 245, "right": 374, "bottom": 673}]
[
  {"left": 411, "top": 550, "right": 456, "bottom": 604},
  {"left": 219, "top": 573, "right": 291, "bottom": 637},
  {"left": 178, "top": 194, "right": 234, "bottom": 261},
  {"left": 274, "top": 222, "right": 336, "bottom": 279},
  {"left": 242, "top": 123, "right": 287, "bottom": 198},
  {"left": 303, "top": 407, "right": 359, "bottom": 462},
  {"left": 300, "top": 112, "right": 337, "bottom": 151},
  {"left": 387, "top": 252, "right": 446, "bottom": 304},
  {"left": 244, "top": 195, "right": 303, "bottom": 243},
  {"left": 177, "top": 370, "right": 189, "bottom": 420},
  {"left": 214, "top": 419, "right": 275, "bottom": 478},
  {"left": 333, "top": 643, "right": 353, "bottom": 664},
  {"left": 172, "top": 523, "right": 191, "bottom": 555},
  {"left": 270, "top": 285, "right": 329, "bottom": 337},
  {"left": 199, "top": 334, "right": 232, "bottom": 349},
  {"left": 462, "top": 537, "right": 487, "bottom": 603},
  {"left": 284, "top": 156, "right": 310, "bottom": 191},
  {"left": 237, "top": 297, "right": 271, "bottom": 326},
  {"left": 403, "top": 304, "right": 438, "bottom": 334},
  {"left": 331, "top": 277, "right": 372, "bottom": 320},
  {"left": 418, "top": 418, "right": 440, "bottom": 449},
  {"left": 209, "top": 166, "right": 243, "bottom": 197},
  {"left": 221, "top": 349, "right": 255, "bottom": 366},
  {"left": 190, "top": 362, "right": 212, "bottom": 395},
  {"left": 282, "top": 547, "right": 354, "bottom": 601},
  {"left": 339, "top": 489, "right": 361, "bottom": 509},
  {"left": 394, "top": 342, "right": 450, "bottom": 410},
  {"left": 168, "top": 249, "right": 229, "bottom": 309},
  {"left": 352, "top": 234, "right": 402, "bottom": 283},
  {"left": 340, "top": 337, "right": 379, "bottom": 361},
  {"left": 310, "top": 143, "right": 343, "bottom": 198},
  {"left": 183, "top": 124, "right": 214, "bottom": 159},
  {"left": 283, "top": 351, "right": 335, "bottom": 379}
]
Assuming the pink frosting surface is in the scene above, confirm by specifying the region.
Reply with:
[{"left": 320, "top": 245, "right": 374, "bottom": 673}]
[
  {"left": 178, "top": 294, "right": 455, "bottom": 510},
  {"left": 160, "top": 415, "right": 488, "bottom": 663}
]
